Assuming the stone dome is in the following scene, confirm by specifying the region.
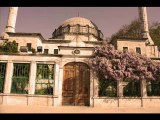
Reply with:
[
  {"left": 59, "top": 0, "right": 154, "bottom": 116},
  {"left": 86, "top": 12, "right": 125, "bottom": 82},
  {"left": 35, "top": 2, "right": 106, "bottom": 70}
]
[
  {"left": 61, "top": 17, "right": 98, "bottom": 29},
  {"left": 52, "top": 17, "right": 103, "bottom": 40}
]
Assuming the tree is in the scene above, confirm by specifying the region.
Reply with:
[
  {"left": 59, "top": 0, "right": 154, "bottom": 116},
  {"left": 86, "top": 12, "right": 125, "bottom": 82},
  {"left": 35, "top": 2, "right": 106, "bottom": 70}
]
[
  {"left": 0, "top": 40, "right": 18, "bottom": 53},
  {"left": 111, "top": 19, "right": 141, "bottom": 41},
  {"left": 89, "top": 41, "right": 160, "bottom": 83},
  {"left": 150, "top": 22, "right": 160, "bottom": 46},
  {"left": 111, "top": 19, "right": 160, "bottom": 46}
]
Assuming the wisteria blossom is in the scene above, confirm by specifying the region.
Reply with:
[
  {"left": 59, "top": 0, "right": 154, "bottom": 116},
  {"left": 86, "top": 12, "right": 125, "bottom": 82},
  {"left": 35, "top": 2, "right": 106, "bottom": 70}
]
[{"left": 89, "top": 41, "right": 160, "bottom": 81}]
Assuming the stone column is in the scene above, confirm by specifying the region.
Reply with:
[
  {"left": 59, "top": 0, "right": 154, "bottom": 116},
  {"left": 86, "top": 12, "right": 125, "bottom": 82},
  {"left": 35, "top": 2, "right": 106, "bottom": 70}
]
[
  {"left": 92, "top": 71, "right": 99, "bottom": 107},
  {"left": 53, "top": 64, "right": 59, "bottom": 106},
  {"left": 58, "top": 67, "right": 63, "bottom": 106},
  {"left": 89, "top": 70, "right": 94, "bottom": 107},
  {"left": 5, "top": 7, "right": 18, "bottom": 33},
  {"left": 117, "top": 80, "right": 125, "bottom": 107},
  {"left": 93, "top": 72, "right": 99, "bottom": 97},
  {"left": 141, "top": 79, "right": 147, "bottom": 97},
  {"left": 3, "top": 61, "right": 13, "bottom": 94},
  {"left": 28, "top": 61, "right": 36, "bottom": 94},
  {"left": 117, "top": 80, "right": 123, "bottom": 97}
]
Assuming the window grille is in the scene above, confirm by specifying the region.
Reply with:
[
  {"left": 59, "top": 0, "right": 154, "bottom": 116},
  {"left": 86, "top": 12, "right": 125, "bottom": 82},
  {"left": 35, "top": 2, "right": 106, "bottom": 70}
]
[
  {"left": 123, "top": 80, "right": 141, "bottom": 97},
  {"left": 35, "top": 64, "right": 54, "bottom": 95},
  {"left": 99, "top": 76, "right": 117, "bottom": 97},
  {"left": 11, "top": 63, "right": 30, "bottom": 94},
  {"left": 146, "top": 80, "right": 160, "bottom": 96},
  {"left": 0, "top": 63, "right": 6, "bottom": 93}
]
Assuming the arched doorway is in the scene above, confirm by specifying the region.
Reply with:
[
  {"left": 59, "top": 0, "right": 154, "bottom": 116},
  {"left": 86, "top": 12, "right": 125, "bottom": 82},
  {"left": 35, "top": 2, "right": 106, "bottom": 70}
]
[{"left": 62, "top": 62, "right": 90, "bottom": 106}]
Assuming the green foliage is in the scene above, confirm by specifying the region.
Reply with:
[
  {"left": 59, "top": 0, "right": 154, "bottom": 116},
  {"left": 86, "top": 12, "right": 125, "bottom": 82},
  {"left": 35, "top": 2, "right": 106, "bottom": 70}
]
[
  {"left": 150, "top": 22, "right": 160, "bottom": 46},
  {"left": 35, "top": 85, "right": 53, "bottom": 95},
  {"left": 111, "top": 19, "right": 141, "bottom": 41},
  {"left": 11, "top": 63, "right": 30, "bottom": 94},
  {"left": 0, "top": 40, "right": 18, "bottom": 53},
  {"left": 11, "top": 77, "right": 28, "bottom": 94},
  {"left": 35, "top": 64, "right": 54, "bottom": 95}
]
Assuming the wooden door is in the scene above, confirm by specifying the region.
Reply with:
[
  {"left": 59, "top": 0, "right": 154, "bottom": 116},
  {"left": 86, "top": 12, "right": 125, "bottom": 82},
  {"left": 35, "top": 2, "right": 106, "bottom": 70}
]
[{"left": 62, "top": 62, "right": 90, "bottom": 106}]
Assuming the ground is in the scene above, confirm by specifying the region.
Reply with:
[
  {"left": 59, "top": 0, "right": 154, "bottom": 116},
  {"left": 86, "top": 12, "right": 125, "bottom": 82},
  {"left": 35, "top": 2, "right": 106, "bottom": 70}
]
[{"left": 0, "top": 105, "right": 160, "bottom": 113}]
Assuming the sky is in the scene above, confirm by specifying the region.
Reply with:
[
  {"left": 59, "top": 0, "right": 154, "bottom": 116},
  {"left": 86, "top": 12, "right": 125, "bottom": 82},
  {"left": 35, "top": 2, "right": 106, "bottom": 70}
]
[{"left": 0, "top": 7, "right": 160, "bottom": 39}]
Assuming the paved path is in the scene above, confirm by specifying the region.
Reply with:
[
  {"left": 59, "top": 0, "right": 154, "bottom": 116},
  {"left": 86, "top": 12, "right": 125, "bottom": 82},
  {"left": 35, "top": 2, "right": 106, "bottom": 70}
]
[{"left": 1, "top": 105, "right": 160, "bottom": 113}]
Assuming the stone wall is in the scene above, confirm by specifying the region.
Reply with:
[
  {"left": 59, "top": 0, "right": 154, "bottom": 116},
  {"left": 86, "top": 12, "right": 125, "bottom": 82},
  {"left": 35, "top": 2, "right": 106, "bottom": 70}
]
[
  {"left": 0, "top": 94, "right": 3, "bottom": 105},
  {"left": 1, "top": 94, "right": 57, "bottom": 106},
  {"left": 93, "top": 97, "right": 160, "bottom": 107},
  {"left": 116, "top": 38, "right": 159, "bottom": 58},
  {"left": 8, "top": 36, "right": 43, "bottom": 51},
  {"left": 1, "top": 94, "right": 160, "bottom": 107},
  {"left": 117, "top": 39, "right": 147, "bottom": 55}
]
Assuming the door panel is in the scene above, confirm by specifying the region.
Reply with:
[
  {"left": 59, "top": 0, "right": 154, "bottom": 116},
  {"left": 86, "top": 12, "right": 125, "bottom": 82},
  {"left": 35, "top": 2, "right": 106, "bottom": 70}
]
[{"left": 62, "top": 62, "right": 90, "bottom": 106}]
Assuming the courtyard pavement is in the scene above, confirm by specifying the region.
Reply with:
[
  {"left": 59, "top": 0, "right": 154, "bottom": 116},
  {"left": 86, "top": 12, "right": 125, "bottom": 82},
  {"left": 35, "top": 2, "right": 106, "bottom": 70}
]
[{"left": 0, "top": 105, "right": 160, "bottom": 113}]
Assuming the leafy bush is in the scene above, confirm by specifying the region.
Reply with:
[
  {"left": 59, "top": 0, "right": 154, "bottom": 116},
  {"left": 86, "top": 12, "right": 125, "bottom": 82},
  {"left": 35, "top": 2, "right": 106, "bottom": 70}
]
[
  {"left": 11, "top": 77, "right": 28, "bottom": 94},
  {"left": 0, "top": 40, "right": 18, "bottom": 53}
]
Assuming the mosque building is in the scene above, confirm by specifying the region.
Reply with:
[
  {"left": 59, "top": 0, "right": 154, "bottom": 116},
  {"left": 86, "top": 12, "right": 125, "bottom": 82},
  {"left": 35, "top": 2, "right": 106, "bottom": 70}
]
[{"left": 0, "top": 7, "right": 160, "bottom": 107}]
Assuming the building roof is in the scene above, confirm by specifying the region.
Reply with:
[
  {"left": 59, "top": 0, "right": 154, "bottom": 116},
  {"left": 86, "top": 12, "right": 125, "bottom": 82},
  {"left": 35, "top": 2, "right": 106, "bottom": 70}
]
[
  {"left": 62, "top": 17, "right": 98, "bottom": 29},
  {"left": 7, "top": 32, "right": 45, "bottom": 41}
]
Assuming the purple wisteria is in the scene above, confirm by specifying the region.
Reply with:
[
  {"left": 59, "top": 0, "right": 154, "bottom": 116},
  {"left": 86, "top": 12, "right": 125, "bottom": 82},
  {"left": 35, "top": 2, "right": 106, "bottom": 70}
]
[{"left": 89, "top": 41, "right": 160, "bottom": 81}]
